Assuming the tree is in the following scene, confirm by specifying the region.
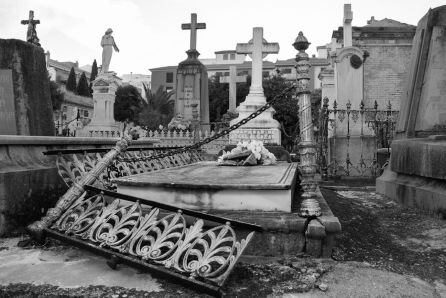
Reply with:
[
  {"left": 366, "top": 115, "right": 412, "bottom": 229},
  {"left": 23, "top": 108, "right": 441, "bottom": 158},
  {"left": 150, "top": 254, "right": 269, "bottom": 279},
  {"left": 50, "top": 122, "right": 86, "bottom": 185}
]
[
  {"left": 49, "top": 80, "right": 64, "bottom": 111},
  {"left": 76, "top": 72, "right": 90, "bottom": 97},
  {"left": 114, "top": 84, "right": 145, "bottom": 125},
  {"left": 138, "top": 85, "right": 174, "bottom": 130},
  {"left": 90, "top": 59, "right": 98, "bottom": 95},
  {"left": 66, "top": 67, "right": 77, "bottom": 92}
]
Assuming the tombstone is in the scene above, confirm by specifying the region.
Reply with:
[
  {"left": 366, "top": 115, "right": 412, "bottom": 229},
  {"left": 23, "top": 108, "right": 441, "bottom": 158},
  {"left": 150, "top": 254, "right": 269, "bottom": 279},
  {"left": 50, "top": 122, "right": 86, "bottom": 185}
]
[
  {"left": 219, "top": 65, "right": 246, "bottom": 118},
  {"left": 79, "top": 73, "right": 121, "bottom": 137},
  {"left": 326, "top": 4, "right": 371, "bottom": 176},
  {"left": 229, "top": 27, "right": 281, "bottom": 145},
  {"left": 376, "top": 5, "right": 446, "bottom": 216},
  {"left": 0, "top": 39, "right": 54, "bottom": 135},
  {"left": 169, "top": 13, "right": 209, "bottom": 131}
]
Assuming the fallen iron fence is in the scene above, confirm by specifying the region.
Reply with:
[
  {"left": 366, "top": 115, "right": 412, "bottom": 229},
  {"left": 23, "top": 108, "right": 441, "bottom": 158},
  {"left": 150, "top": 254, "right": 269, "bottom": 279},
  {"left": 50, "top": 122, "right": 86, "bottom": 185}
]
[
  {"left": 317, "top": 98, "right": 399, "bottom": 178},
  {"left": 44, "top": 185, "right": 261, "bottom": 297},
  {"left": 44, "top": 146, "right": 203, "bottom": 190}
]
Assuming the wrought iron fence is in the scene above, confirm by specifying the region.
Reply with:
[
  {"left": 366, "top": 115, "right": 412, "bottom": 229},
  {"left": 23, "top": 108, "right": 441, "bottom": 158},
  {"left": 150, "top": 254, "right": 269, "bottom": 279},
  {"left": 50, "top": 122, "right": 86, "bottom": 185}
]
[{"left": 316, "top": 98, "right": 399, "bottom": 178}]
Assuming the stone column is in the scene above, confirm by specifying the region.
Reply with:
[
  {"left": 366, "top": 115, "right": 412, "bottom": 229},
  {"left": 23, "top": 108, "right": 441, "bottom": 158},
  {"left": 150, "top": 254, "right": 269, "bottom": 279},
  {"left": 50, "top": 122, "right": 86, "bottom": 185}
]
[{"left": 293, "top": 32, "right": 321, "bottom": 217}]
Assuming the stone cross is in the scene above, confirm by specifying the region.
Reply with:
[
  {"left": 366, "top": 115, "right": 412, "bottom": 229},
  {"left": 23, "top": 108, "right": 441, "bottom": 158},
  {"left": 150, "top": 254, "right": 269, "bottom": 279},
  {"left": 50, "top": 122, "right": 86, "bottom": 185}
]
[
  {"left": 343, "top": 4, "right": 353, "bottom": 47},
  {"left": 219, "top": 66, "right": 246, "bottom": 112},
  {"left": 181, "top": 13, "right": 206, "bottom": 51},
  {"left": 21, "top": 10, "right": 40, "bottom": 46},
  {"left": 236, "top": 27, "right": 279, "bottom": 96}
]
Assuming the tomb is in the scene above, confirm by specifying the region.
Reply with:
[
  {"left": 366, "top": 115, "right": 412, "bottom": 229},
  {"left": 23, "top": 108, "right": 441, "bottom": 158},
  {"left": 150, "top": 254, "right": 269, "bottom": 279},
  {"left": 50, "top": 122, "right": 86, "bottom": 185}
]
[{"left": 376, "top": 5, "right": 446, "bottom": 216}]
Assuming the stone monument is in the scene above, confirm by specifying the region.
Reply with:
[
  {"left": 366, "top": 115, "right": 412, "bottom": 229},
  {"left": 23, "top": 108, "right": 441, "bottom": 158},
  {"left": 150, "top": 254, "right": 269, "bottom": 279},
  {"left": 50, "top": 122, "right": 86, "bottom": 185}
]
[
  {"left": 80, "top": 29, "right": 121, "bottom": 137},
  {"left": 219, "top": 65, "right": 246, "bottom": 119},
  {"left": 0, "top": 39, "right": 54, "bottom": 135},
  {"left": 229, "top": 27, "right": 281, "bottom": 145},
  {"left": 376, "top": 5, "right": 446, "bottom": 216},
  {"left": 21, "top": 10, "right": 40, "bottom": 46},
  {"left": 168, "top": 13, "right": 209, "bottom": 131}
]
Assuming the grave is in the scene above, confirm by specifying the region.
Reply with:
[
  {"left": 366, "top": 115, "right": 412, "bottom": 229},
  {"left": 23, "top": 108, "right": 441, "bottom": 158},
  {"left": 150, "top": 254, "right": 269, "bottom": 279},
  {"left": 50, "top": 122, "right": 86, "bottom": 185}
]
[
  {"left": 229, "top": 27, "right": 281, "bottom": 145},
  {"left": 376, "top": 5, "right": 446, "bottom": 216},
  {"left": 169, "top": 13, "right": 210, "bottom": 131},
  {"left": 80, "top": 29, "right": 121, "bottom": 137},
  {"left": 0, "top": 38, "right": 54, "bottom": 136}
]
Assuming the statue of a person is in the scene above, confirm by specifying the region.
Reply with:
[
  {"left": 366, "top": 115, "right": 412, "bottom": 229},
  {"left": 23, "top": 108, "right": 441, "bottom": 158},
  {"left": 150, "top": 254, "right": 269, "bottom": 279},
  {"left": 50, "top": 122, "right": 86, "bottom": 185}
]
[{"left": 100, "top": 28, "right": 119, "bottom": 73}]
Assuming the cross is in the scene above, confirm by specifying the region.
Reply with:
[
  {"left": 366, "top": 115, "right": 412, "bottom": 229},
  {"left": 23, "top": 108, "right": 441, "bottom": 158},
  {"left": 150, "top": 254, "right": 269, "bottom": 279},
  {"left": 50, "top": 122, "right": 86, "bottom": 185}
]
[
  {"left": 181, "top": 13, "right": 206, "bottom": 51},
  {"left": 343, "top": 4, "right": 353, "bottom": 47},
  {"left": 21, "top": 10, "right": 40, "bottom": 45},
  {"left": 219, "top": 66, "right": 246, "bottom": 112},
  {"left": 236, "top": 27, "right": 279, "bottom": 95}
]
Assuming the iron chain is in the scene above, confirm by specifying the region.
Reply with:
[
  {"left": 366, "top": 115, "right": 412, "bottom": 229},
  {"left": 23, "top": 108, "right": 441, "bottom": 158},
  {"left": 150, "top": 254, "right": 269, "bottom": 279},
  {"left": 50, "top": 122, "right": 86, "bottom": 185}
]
[{"left": 118, "top": 85, "right": 296, "bottom": 163}]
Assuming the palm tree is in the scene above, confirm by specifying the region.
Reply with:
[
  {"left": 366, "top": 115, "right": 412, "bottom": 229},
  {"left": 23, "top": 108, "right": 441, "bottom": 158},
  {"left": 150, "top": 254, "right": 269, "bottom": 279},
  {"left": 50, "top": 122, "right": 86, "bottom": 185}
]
[{"left": 139, "top": 84, "right": 175, "bottom": 130}]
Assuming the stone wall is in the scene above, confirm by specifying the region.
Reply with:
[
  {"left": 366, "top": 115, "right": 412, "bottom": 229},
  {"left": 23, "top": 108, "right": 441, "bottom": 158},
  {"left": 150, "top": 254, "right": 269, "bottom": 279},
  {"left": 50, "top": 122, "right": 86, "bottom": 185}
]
[
  {"left": 0, "top": 135, "right": 157, "bottom": 236},
  {"left": 0, "top": 39, "right": 55, "bottom": 136},
  {"left": 363, "top": 44, "right": 413, "bottom": 110}
]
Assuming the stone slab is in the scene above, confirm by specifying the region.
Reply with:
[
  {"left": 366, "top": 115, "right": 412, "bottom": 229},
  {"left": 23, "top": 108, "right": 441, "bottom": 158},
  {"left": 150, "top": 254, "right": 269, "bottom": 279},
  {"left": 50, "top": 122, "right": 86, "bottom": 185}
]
[
  {"left": 114, "top": 162, "right": 297, "bottom": 212},
  {"left": 376, "top": 166, "right": 446, "bottom": 217},
  {"left": 115, "top": 161, "right": 297, "bottom": 190},
  {"left": 390, "top": 138, "right": 446, "bottom": 180}
]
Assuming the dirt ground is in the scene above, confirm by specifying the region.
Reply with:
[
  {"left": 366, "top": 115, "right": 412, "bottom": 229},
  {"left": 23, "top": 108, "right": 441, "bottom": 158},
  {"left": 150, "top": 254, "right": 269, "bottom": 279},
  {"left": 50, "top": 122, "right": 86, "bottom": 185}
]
[{"left": 0, "top": 182, "right": 445, "bottom": 297}]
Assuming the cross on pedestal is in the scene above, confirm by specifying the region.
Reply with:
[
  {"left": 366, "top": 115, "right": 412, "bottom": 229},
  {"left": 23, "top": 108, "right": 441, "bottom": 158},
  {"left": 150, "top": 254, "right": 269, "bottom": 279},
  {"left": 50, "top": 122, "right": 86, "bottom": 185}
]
[
  {"left": 181, "top": 13, "right": 206, "bottom": 51},
  {"left": 236, "top": 27, "right": 279, "bottom": 96},
  {"left": 21, "top": 10, "right": 40, "bottom": 46},
  {"left": 219, "top": 66, "right": 246, "bottom": 112}
]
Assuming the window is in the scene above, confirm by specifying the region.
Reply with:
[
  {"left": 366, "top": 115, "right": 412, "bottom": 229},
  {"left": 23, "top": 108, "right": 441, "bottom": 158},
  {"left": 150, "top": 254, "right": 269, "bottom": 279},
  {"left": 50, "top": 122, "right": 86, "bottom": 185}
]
[
  {"left": 216, "top": 72, "right": 223, "bottom": 76},
  {"left": 224, "top": 72, "right": 229, "bottom": 76},
  {"left": 237, "top": 70, "right": 249, "bottom": 76},
  {"left": 166, "top": 72, "right": 174, "bottom": 83},
  {"left": 230, "top": 53, "right": 235, "bottom": 60},
  {"left": 282, "top": 68, "right": 292, "bottom": 74},
  {"left": 223, "top": 54, "right": 228, "bottom": 60}
]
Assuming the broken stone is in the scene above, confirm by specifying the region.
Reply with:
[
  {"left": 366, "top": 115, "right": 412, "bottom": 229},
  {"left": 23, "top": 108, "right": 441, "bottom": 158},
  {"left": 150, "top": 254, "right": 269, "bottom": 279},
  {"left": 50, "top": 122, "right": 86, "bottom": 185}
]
[{"left": 318, "top": 283, "right": 328, "bottom": 291}]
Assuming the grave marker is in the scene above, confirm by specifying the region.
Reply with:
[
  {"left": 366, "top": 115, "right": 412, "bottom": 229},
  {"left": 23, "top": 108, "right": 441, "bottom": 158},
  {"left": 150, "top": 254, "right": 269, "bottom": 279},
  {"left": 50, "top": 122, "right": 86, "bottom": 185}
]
[{"left": 219, "top": 65, "right": 246, "bottom": 113}]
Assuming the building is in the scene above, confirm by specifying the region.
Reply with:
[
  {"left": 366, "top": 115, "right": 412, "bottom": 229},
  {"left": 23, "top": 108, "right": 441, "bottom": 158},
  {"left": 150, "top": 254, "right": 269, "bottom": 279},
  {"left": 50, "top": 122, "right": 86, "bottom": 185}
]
[
  {"left": 329, "top": 16, "right": 416, "bottom": 109},
  {"left": 53, "top": 87, "right": 94, "bottom": 135},
  {"left": 121, "top": 73, "right": 151, "bottom": 100},
  {"left": 150, "top": 49, "right": 326, "bottom": 94},
  {"left": 45, "top": 51, "right": 91, "bottom": 84}
]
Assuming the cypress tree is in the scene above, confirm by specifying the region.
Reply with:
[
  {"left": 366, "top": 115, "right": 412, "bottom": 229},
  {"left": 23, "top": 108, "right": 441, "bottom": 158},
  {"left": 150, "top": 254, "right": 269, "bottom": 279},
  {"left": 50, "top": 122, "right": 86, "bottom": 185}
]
[
  {"left": 76, "top": 72, "right": 90, "bottom": 97},
  {"left": 89, "top": 59, "right": 98, "bottom": 96},
  {"left": 66, "top": 67, "right": 77, "bottom": 92}
]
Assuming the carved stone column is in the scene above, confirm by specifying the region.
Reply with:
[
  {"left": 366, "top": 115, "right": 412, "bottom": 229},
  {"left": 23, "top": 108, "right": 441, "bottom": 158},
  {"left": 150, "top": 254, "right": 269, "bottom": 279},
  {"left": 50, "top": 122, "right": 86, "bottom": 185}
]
[
  {"left": 293, "top": 32, "right": 321, "bottom": 217},
  {"left": 27, "top": 133, "right": 133, "bottom": 241}
]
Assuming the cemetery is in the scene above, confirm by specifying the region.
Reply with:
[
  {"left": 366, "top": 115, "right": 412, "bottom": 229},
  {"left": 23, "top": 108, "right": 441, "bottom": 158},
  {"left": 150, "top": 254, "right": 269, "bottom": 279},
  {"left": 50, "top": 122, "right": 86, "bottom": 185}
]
[{"left": 0, "top": 2, "right": 445, "bottom": 297}]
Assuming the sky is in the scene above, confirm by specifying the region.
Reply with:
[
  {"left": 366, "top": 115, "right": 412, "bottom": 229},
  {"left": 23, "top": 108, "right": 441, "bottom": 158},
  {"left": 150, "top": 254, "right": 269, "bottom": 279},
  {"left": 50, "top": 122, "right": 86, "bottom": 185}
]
[{"left": 1, "top": 0, "right": 444, "bottom": 76}]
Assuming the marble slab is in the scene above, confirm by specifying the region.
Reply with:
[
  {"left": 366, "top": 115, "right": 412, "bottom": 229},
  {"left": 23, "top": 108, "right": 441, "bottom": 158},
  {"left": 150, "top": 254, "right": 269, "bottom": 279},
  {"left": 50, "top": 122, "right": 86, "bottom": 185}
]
[{"left": 114, "top": 161, "right": 298, "bottom": 212}]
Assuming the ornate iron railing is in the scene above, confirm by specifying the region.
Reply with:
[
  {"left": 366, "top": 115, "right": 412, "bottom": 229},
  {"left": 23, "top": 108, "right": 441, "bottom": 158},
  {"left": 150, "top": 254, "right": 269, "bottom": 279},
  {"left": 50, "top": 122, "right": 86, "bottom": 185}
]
[
  {"left": 45, "top": 185, "right": 261, "bottom": 296},
  {"left": 45, "top": 146, "right": 203, "bottom": 190},
  {"left": 317, "top": 98, "right": 399, "bottom": 177}
]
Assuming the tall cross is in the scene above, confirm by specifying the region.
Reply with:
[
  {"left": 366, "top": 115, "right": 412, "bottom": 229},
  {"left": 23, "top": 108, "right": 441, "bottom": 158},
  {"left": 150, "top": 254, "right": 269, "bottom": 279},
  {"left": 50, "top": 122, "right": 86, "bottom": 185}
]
[
  {"left": 181, "top": 13, "right": 206, "bottom": 51},
  {"left": 343, "top": 4, "right": 353, "bottom": 47},
  {"left": 236, "top": 27, "right": 279, "bottom": 95},
  {"left": 21, "top": 10, "right": 40, "bottom": 45},
  {"left": 220, "top": 66, "right": 246, "bottom": 112}
]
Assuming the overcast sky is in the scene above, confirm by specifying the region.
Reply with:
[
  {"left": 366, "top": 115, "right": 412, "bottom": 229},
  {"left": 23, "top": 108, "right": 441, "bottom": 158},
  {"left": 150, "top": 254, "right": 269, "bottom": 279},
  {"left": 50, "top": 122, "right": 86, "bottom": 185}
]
[{"left": 1, "top": 0, "right": 444, "bottom": 76}]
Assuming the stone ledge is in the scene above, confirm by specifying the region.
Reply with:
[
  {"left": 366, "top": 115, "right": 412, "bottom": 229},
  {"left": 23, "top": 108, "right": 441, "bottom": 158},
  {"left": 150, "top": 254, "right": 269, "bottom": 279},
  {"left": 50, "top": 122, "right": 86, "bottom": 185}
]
[
  {"left": 390, "top": 138, "right": 446, "bottom": 180},
  {"left": 376, "top": 167, "right": 446, "bottom": 217}
]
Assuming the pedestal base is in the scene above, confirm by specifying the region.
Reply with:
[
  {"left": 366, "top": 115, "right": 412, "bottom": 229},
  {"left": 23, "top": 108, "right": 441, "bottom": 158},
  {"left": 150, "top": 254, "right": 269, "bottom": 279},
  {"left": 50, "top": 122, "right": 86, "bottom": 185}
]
[{"left": 229, "top": 93, "right": 281, "bottom": 145}]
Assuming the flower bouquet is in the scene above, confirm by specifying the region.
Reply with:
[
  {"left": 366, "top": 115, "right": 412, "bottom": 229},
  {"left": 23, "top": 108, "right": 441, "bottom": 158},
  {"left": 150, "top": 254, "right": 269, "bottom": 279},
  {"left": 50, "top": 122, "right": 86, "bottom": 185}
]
[{"left": 217, "top": 140, "right": 277, "bottom": 166}]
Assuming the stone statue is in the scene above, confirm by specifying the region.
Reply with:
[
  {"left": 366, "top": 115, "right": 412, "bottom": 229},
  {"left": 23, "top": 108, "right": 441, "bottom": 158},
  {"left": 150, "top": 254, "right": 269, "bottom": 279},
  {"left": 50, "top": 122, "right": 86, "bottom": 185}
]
[
  {"left": 21, "top": 10, "right": 41, "bottom": 46},
  {"left": 100, "top": 28, "right": 119, "bottom": 73}
]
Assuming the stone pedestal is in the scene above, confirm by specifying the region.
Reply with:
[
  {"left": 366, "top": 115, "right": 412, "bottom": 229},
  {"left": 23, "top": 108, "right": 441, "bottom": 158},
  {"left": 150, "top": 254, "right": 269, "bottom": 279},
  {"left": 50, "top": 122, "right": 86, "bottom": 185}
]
[
  {"left": 229, "top": 92, "right": 281, "bottom": 145},
  {"left": 0, "top": 39, "right": 55, "bottom": 136},
  {"left": 79, "top": 72, "right": 121, "bottom": 137},
  {"left": 377, "top": 5, "right": 446, "bottom": 215},
  {"left": 169, "top": 50, "right": 209, "bottom": 131}
]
